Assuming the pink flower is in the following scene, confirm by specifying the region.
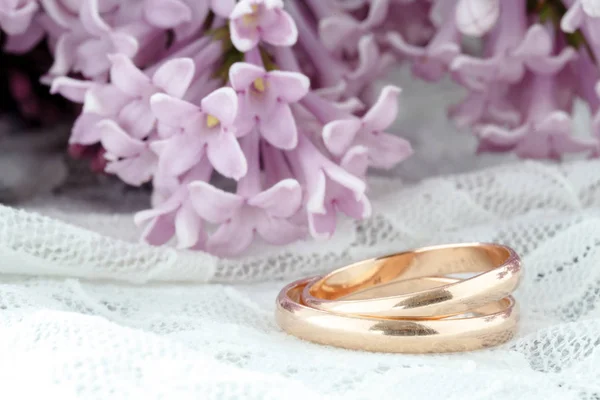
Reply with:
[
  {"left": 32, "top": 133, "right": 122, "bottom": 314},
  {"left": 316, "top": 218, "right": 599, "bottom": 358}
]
[
  {"left": 476, "top": 71, "right": 598, "bottom": 159},
  {"left": 34, "top": 0, "right": 419, "bottom": 255},
  {"left": 105, "top": 54, "right": 195, "bottom": 139},
  {"left": 318, "top": 0, "right": 389, "bottom": 52},
  {"left": 189, "top": 179, "right": 305, "bottom": 255},
  {"left": 150, "top": 88, "right": 247, "bottom": 180},
  {"left": 43, "top": 0, "right": 142, "bottom": 80},
  {"left": 562, "top": 0, "right": 600, "bottom": 46},
  {"left": 229, "top": 0, "right": 298, "bottom": 52},
  {"left": 53, "top": 54, "right": 196, "bottom": 147},
  {"left": 448, "top": 82, "right": 520, "bottom": 129},
  {"left": 55, "top": 82, "right": 130, "bottom": 146},
  {"left": 229, "top": 62, "right": 310, "bottom": 149},
  {"left": 135, "top": 162, "right": 212, "bottom": 249},
  {"left": 188, "top": 131, "right": 305, "bottom": 256},
  {"left": 98, "top": 119, "right": 157, "bottom": 186},
  {"left": 387, "top": 1, "right": 461, "bottom": 81},
  {"left": 288, "top": 134, "right": 371, "bottom": 239},
  {"left": 452, "top": 21, "right": 577, "bottom": 91},
  {"left": 450, "top": 0, "right": 529, "bottom": 90},
  {"left": 322, "top": 86, "right": 412, "bottom": 169}
]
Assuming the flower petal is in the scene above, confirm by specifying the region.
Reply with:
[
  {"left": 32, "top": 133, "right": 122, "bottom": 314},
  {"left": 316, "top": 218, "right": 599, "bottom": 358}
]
[
  {"left": 108, "top": 53, "right": 151, "bottom": 96},
  {"left": 50, "top": 77, "right": 95, "bottom": 103},
  {"left": 71, "top": 113, "right": 103, "bottom": 145},
  {"left": 140, "top": 214, "right": 176, "bottom": 246},
  {"left": 118, "top": 100, "right": 155, "bottom": 139},
  {"left": 361, "top": 132, "right": 413, "bottom": 170},
  {"left": 210, "top": 0, "right": 236, "bottom": 17},
  {"left": 582, "top": 0, "right": 600, "bottom": 17},
  {"left": 152, "top": 57, "right": 195, "bottom": 98},
  {"left": 230, "top": 0, "right": 254, "bottom": 20},
  {"left": 347, "top": 34, "right": 379, "bottom": 80},
  {"left": 47, "top": 34, "right": 78, "bottom": 76},
  {"left": 188, "top": 180, "right": 244, "bottom": 223},
  {"left": 206, "top": 130, "right": 248, "bottom": 180},
  {"left": 362, "top": 85, "right": 401, "bottom": 132},
  {"left": 323, "top": 119, "right": 361, "bottom": 156},
  {"left": 4, "top": 23, "right": 45, "bottom": 53},
  {"left": 105, "top": 151, "right": 156, "bottom": 186},
  {"left": 84, "top": 85, "right": 131, "bottom": 116},
  {"left": 201, "top": 87, "right": 238, "bottom": 126},
  {"left": 337, "top": 192, "right": 372, "bottom": 220},
  {"left": 324, "top": 164, "right": 366, "bottom": 200},
  {"left": 257, "top": 216, "right": 306, "bottom": 245},
  {"left": 455, "top": 0, "right": 500, "bottom": 37},
  {"left": 110, "top": 32, "right": 139, "bottom": 58},
  {"left": 150, "top": 93, "right": 201, "bottom": 127},
  {"left": 80, "top": 0, "right": 111, "bottom": 36},
  {"left": 173, "top": 0, "right": 209, "bottom": 39},
  {"left": 477, "top": 124, "right": 527, "bottom": 147},
  {"left": 561, "top": 1, "right": 585, "bottom": 33},
  {"left": 526, "top": 47, "right": 577, "bottom": 75},
  {"left": 0, "top": 1, "right": 38, "bottom": 35},
  {"left": 39, "top": 0, "right": 77, "bottom": 27},
  {"left": 135, "top": 190, "right": 184, "bottom": 225},
  {"left": 230, "top": 20, "right": 259, "bottom": 52},
  {"left": 550, "top": 132, "right": 598, "bottom": 153},
  {"left": 319, "top": 15, "right": 360, "bottom": 51},
  {"left": 308, "top": 207, "right": 337, "bottom": 240},
  {"left": 98, "top": 119, "right": 146, "bottom": 157},
  {"left": 259, "top": 103, "right": 298, "bottom": 150},
  {"left": 386, "top": 31, "right": 426, "bottom": 58},
  {"left": 156, "top": 133, "right": 205, "bottom": 176},
  {"left": 362, "top": 0, "right": 389, "bottom": 28},
  {"left": 207, "top": 218, "right": 254, "bottom": 256},
  {"left": 306, "top": 170, "right": 327, "bottom": 215},
  {"left": 229, "top": 62, "right": 266, "bottom": 91},
  {"left": 248, "top": 179, "right": 302, "bottom": 218},
  {"left": 75, "top": 39, "right": 112, "bottom": 78},
  {"left": 340, "top": 145, "right": 369, "bottom": 178},
  {"left": 175, "top": 201, "right": 204, "bottom": 249},
  {"left": 144, "top": 0, "right": 192, "bottom": 28},
  {"left": 513, "top": 24, "right": 553, "bottom": 59},
  {"left": 267, "top": 70, "right": 310, "bottom": 103},
  {"left": 448, "top": 91, "right": 487, "bottom": 127},
  {"left": 261, "top": 9, "right": 298, "bottom": 47}
]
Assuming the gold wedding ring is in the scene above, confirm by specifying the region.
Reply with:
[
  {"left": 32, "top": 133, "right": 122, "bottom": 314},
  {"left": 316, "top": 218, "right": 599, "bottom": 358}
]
[
  {"left": 303, "top": 243, "right": 521, "bottom": 318},
  {"left": 275, "top": 243, "right": 521, "bottom": 353}
]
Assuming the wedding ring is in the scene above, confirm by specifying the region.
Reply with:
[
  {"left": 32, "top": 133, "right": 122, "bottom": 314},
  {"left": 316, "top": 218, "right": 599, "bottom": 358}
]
[
  {"left": 302, "top": 243, "right": 521, "bottom": 318},
  {"left": 276, "top": 277, "right": 519, "bottom": 353}
]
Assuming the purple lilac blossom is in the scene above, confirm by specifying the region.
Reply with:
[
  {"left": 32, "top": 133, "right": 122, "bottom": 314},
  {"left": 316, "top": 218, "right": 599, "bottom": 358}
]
[
  {"left": 1, "top": 0, "right": 412, "bottom": 256},
  {"left": 386, "top": 0, "right": 600, "bottom": 158},
  {"left": 4, "top": 0, "right": 600, "bottom": 255}
]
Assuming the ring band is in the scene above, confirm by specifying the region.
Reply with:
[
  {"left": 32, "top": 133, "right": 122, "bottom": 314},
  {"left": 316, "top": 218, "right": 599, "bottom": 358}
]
[
  {"left": 276, "top": 277, "right": 519, "bottom": 353},
  {"left": 302, "top": 243, "right": 521, "bottom": 318}
]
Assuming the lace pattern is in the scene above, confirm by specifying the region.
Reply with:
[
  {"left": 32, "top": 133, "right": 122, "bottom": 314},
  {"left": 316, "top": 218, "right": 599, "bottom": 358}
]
[{"left": 1, "top": 72, "right": 599, "bottom": 398}]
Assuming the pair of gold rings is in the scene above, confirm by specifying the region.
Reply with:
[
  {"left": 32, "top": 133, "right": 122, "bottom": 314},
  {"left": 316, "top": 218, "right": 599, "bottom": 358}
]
[{"left": 275, "top": 243, "right": 521, "bottom": 353}]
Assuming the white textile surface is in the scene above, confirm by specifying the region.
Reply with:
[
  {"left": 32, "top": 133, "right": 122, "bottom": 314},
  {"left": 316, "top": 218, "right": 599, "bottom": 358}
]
[{"left": 1, "top": 70, "right": 599, "bottom": 399}]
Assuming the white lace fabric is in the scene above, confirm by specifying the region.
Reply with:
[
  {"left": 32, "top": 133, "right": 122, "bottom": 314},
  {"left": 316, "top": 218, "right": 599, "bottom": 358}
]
[{"left": 1, "top": 74, "right": 600, "bottom": 399}]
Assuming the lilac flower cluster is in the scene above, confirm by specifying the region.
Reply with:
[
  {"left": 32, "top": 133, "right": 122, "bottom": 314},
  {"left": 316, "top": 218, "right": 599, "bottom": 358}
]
[
  {"left": 387, "top": 0, "right": 600, "bottom": 158},
  {"left": 5, "top": 0, "right": 599, "bottom": 255},
  {"left": 1, "top": 0, "right": 412, "bottom": 255}
]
